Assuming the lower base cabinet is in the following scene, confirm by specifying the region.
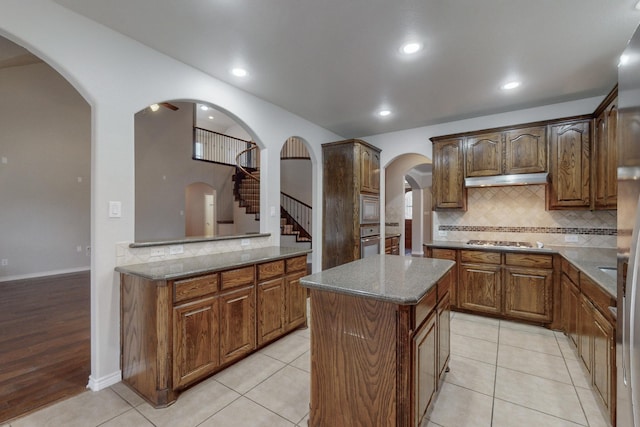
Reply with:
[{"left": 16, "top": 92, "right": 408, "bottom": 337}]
[{"left": 309, "top": 269, "right": 452, "bottom": 427}]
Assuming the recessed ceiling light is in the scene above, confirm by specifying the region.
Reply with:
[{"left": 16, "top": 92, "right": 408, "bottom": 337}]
[
  {"left": 400, "top": 42, "right": 422, "bottom": 55},
  {"left": 378, "top": 109, "right": 392, "bottom": 117},
  {"left": 231, "top": 68, "right": 248, "bottom": 77},
  {"left": 501, "top": 81, "right": 521, "bottom": 90},
  {"left": 208, "top": 115, "right": 214, "bottom": 120},
  {"left": 149, "top": 104, "right": 160, "bottom": 112},
  {"left": 200, "top": 105, "right": 209, "bottom": 111},
  {"left": 619, "top": 54, "right": 630, "bottom": 67}
]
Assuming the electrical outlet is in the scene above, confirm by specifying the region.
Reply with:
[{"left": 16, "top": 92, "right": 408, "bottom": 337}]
[
  {"left": 438, "top": 230, "right": 448, "bottom": 237},
  {"left": 86, "top": 246, "right": 91, "bottom": 256},
  {"left": 169, "top": 245, "right": 184, "bottom": 255},
  {"left": 1, "top": 259, "right": 8, "bottom": 266},
  {"left": 241, "top": 239, "right": 250, "bottom": 246},
  {"left": 565, "top": 235, "right": 579, "bottom": 243},
  {"left": 150, "top": 247, "right": 165, "bottom": 257}
]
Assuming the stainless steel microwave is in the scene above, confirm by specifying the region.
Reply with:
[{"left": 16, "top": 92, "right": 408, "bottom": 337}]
[{"left": 360, "top": 194, "right": 380, "bottom": 224}]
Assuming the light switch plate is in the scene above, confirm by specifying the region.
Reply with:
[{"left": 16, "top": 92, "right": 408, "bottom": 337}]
[
  {"left": 169, "top": 245, "right": 184, "bottom": 255},
  {"left": 109, "top": 201, "right": 122, "bottom": 218},
  {"left": 150, "top": 248, "right": 165, "bottom": 257},
  {"left": 564, "top": 235, "right": 579, "bottom": 243}
]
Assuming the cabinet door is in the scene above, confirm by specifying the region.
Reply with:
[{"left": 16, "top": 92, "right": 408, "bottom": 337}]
[
  {"left": 592, "top": 308, "right": 614, "bottom": 414},
  {"left": 504, "top": 126, "right": 547, "bottom": 174},
  {"left": 285, "top": 271, "right": 307, "bottom": 331},
  {"left": 594, "top": 99, "right": 618, "bottom": 209},
  {"left": 219, "top": 286, "right": 256, "bottom": 365},
  {"left": 413, "top": 312, "right": 437, "bottom": 427},
  {"left": 360, "top": 145, "right": 380, "bottom": 194},
  {"left": 465, "top": 132, "right": 503, "bottom": 177},
  {"left": 173, "top": 297, "right": 219, "bottom": 388},
  {"left": 437, "top": 292, "right": 450, "bottom": 382},
  {"left": 433, "top": 138, "right": 467, "bottom": 210},
  {"left": 561, "top": 274, "right": 580, "bottom": 347},
  {"left": 578, "top": 294, "right": 594, "bottom": 374},
  {"left": 459, "top": 263, "right": 502, "bottom": 315},
  {"left": 257, "top": 278, "right": 285, "bottom": 345},
  {"left": 548, "top": 120, "right": 591, "bottom": 209},
  {"left": 504, "top": 266, "right": 553, "bottom": 323},
  {"left": 430, "top": 248, "right": 458, "bottom": 309}
]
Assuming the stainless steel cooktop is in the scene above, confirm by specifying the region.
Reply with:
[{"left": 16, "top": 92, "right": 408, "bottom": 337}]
[{"left": 466, "top": 240, "right": 534, "bottom": 248}]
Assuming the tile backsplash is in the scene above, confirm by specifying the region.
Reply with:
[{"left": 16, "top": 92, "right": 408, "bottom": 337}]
[{"left": 434, "top": 185, "right": 616, "bottom": 248}]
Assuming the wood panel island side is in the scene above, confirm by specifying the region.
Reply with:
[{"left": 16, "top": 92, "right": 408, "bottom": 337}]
[{"left": 300, "top": 255, "right": 455, "bottom": 427}]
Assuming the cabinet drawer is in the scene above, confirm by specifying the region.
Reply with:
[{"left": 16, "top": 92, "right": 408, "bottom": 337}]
[
  {"left": 286, "top": 256, "right": 307, "bottom": 273},
  {"left": 580, "top": 274, "right": 616, "bottom": 321},
  {"left": 173, "top": 274, "right": 219, "bottom": 303},
  {"left": 461, "top": 250, "right": 501, "bottom": 264},
  {"left": 505, "top": 253, "right": 553, "bottom": 269},
  {"left": 257, "top": 260, "right": 285, "bottom": 281},
  {"left": 562, "top": 259, "right": 580, "bottom": 285},
  {"left": 437, "top": 269, "right": 452, "bottom": 299},
  {"left": 415, "top": 286, "right": 437, "bottom": 329},
  {"left": 221, "top": 266, "right": 255, "bottom": 290},
  {"left": 431, "top": 248, "right": 456, "bottom": 261}
]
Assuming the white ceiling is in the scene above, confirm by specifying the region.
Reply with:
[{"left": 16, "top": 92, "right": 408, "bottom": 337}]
[{"left": 11, "top": 1, "right": 640, "bottom": 137}]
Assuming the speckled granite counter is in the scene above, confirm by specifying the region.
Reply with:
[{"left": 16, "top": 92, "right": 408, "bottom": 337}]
[
  {"left": 424, "top": 241, "right": 616, "bottom": 298},
  {"left": 115, "top": 246, "right": 310, "bottom": 280},
  {"left": 300, "top": 254, "right": 455, "bottom": 304}
]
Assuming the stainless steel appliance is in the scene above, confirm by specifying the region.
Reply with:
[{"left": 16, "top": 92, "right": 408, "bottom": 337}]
[
  {"left": 360, "top": 194, "right": 380, "bottom": 224},
  {"left": 617, "top": 23, "right": 640, "bottom": 427},
  {"left": 360, "top": 224, "right": 381, "bottom": 258}
]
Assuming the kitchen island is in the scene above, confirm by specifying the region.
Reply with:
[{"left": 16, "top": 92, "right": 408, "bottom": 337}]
[{"left": 300, "top": 255, "right": 455, "bottom": 427}]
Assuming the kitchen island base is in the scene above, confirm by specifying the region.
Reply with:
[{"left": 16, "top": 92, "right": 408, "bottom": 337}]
[{"left": 306, "top": 263, "right": 452, "bottom": 427}]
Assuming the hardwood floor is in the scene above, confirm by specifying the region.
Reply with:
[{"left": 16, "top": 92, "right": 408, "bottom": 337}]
[{"left": 0, "top": 271, "right": 90, "bottom": 423}]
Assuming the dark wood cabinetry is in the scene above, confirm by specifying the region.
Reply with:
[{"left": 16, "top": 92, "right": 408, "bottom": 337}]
[
  {"left": 428, "top": 247, "right": 458, "bottom": 309},
  {"left": 561, "top": 260, "right": 580, "bottom": 347},
  {"left": 593, "top": 86, "right": 618, "bottom": 209},
  {"left": 547, "top": 119, "right": 591, "bottom": 209},
  {"left": 385, "top": 235, "right": 400, "bottom": 255},
  {"left": 120, "top": 252, "right": 308, "bottom": 408},
  {"left": 459, "top": 250, "right": 502, "bottom": 315},
  {"left": 432, "top": 138, "right": 466, "bottom": 210},
  {"left": 503, "top": 252, "right": 553, "bottom": 323},
  {"left": 322, "top": 139, "right": 381, "bottom": 270},
  {"left": 465, "top": 132, "right": 503, "bottom": 177},
  {"left": 504, "top": 126, "right": 547, "bottom": 174}
]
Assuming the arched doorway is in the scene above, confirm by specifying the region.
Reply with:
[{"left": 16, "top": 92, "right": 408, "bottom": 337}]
[{"left": 0, "top": 36, "right": 91, "bottom": 422}]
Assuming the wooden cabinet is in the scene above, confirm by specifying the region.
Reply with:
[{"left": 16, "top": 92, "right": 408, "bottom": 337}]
[
  {"left": 547, "top": 118, "right": 591, "bottom": 209},
  {"left": 427, "top": 247, "right": 458, "bottom": 309},
  {"left": 593, "top": 87, "right": 618, "bottom": 210},
  {"left": 322, "top": 139, "right": 381, "bottom": 269},
  {"left": 459, "top": 250, "right": 502, "bottom": 315},
  {"left": 432, "top": 138, "right": 467, "bottom": 210},
  {"left": 503, "top": 253, "right": 553, "bottom": 323},
  {"left": 173, "top": 296, "right": 219, "bottom": 389},
  {"left": 385, "top": 235, "right": 400, "bottom": 255},
  {"left": 360, "top": 144, "right": 380, "bottom": 194},
  {"left": 592, "top": 307, "right": 615, "bottom": 416},
  {"left": 465, "top": 132, "right": 503, "bottom": 177},
  {"left": 504, "top": 126, "right": 547, "bottom": 174},
  {"left": 561, "top": 267, "right": 580, "bottom": 347},
  {"left": 308, "top": 269, "right": 451, "bottom": 426},
  {"left": 578, "top": 294, "right": 594, "bottom": 374},
  {"left": 120, "top": 252, "right": 308, "bottom": 408}
]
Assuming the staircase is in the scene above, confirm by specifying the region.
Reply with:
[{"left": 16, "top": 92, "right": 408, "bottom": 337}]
[{"left": 233, "top": 168, "right": 260, "bottom": 219}]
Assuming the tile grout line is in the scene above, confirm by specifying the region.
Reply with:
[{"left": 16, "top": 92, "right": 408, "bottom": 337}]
[
  {"left": 489, "top": 321, "right": 501, "bottom": 427},
  {"left": 554, "top": 332, "right": 593, "bottom": 427}
]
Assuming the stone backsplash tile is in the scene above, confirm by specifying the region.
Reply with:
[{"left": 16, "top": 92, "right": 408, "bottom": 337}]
[{"left": 434, "top": 185, "right": 616, "bottom": 248}]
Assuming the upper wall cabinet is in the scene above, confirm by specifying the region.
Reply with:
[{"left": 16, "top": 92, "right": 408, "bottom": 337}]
[
  {"left": 593, "top": 86, "right": 618, "bottom": 210},
  {"left": 360, "top": 144, "right": 381, "bottom": 194},
  {"left": 547, "top": 119, "right": 591, "bottom": 210},
  {"left": 433, "top": 138, "right": 467, "bottom": 211},
  {"left": 504, "top": 126, "right": 547, "bottom": 174},
  {"left": 465, "top": 132, "right": 503, "bottom": 177}
]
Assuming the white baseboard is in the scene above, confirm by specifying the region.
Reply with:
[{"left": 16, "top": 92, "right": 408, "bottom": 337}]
[
  {"left": 0, "top": 266, "right": 90, "bottom": 282},
  {"left": 87, "top": 370, "right": 122, "bottom": 391}
]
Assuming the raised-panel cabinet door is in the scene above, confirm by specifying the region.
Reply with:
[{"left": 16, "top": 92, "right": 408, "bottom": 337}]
[
  {"left": 437, "top": 292, "right": 450, "bottom": 381},
  {"left": 594, "top": 99, "right": 618, "bottom": 209},
  {"left": 548, "top": 120, "right": 591, "bottom": 209},
  {"left": 285, "top": 271, "right": 307, "bottom": 331},
  {"left": 561, "top": 274, "right": 580, "bottom": 347},
  {"left": 173, "top": 296, "right": 219, "bottom": 388},
  {"left": 504, "top": 266, "right": 553, "bottom": 323},
  {"left": 257, "top": 278, "right": 285, "bottom": 345},
  {"left": 504, "top": 126, "right": 547, "bottom": 174},
  {"left": 465, "top": 132, "right": 503, "bottom": 177},
  {"left": 433, "top": 138, "right": 466, "bottom": 210},
  {"left": 219, "top": 286, "right": 256, "bottom": 365},
  {"left": 578, "top": 294, "right": 594, "bottom": 374},
  {"left": 459, "top": 263, "right": 502, "bottom": 314},
  {"left": 360, "top": 146, "right": 372, "bottom": 192},
  {"left": 592, "top": 308, "right": 614, "bottom": 414},
  {"left": 413, "top": 312, "right": 437, "bottom": 427}
]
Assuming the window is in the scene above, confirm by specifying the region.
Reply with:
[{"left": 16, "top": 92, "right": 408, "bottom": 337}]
[{"left": 405, "top": 191, "right": 413, "bottom": 219}]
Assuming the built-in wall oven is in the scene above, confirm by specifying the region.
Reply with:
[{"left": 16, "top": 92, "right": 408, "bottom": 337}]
[
  {"left": 360, "top": 224, "right": 381, "bottom": 258},
  {"left": 360, "top": 194, "right": 380, "bottom": 224}
]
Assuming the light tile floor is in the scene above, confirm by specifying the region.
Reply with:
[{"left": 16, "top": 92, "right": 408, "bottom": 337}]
[{"left": 3, "top": 310, "right": 611, "bottom": 427}]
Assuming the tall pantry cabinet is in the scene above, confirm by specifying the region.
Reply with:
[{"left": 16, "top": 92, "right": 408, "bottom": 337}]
[{"left": 322, "top": 139, "right": 381, "bottom": 270}]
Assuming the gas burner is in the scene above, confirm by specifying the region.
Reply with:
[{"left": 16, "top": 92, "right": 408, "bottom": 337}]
[{"left": 466, "top": 240, "right": 533, "bottom": 248}]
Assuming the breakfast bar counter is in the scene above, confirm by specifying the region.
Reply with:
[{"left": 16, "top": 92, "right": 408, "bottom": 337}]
[{"left": 300, "top": 255, "right": 455, "bottom": 426}]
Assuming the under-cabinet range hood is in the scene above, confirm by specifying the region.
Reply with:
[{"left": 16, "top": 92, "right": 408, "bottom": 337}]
[{"left": 464, "top": 172, "right": 549, "bottom": 188}]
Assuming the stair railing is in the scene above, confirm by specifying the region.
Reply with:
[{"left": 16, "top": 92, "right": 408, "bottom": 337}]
[{"left": 280, "top": 192, "right": 312, "bottom": 241}]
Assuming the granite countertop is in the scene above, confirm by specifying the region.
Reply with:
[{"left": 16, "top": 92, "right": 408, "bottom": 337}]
[
  {"left": 425, "top": 241, "right": 617, "bottom": 298},
  {"left": 300, "top": 255, "right": 455, "bottom": 305},
  {"left": 115, "top": 246, "right": 311, "bottom": 280}
]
